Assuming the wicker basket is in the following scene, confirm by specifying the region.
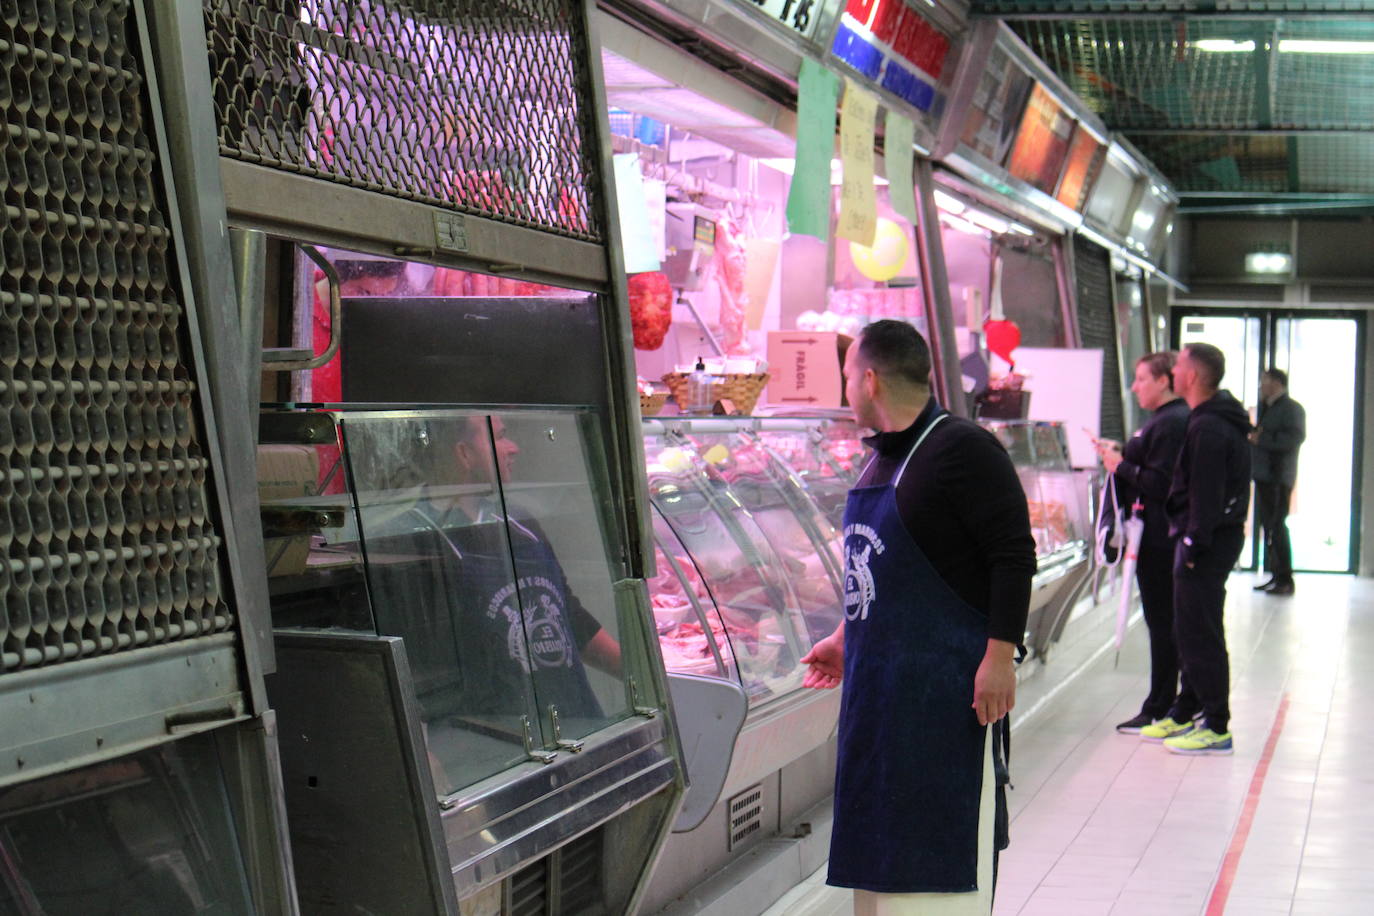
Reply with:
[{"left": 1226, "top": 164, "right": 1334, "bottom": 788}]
[
  {"left": 639, "top": 391, "right": 668, "bottom": 416},
  {"left": 661, "top": 372, "right": 770, "bottom": 416}
]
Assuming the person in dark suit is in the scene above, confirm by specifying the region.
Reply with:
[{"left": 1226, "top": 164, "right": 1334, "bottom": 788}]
[{"left": 1250, "top": 368, "right": 1306, "bottom": 596}]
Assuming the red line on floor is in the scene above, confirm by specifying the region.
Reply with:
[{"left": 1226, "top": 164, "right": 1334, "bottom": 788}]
[{"left": 1205, "top": 693, "right": 1291, "bottom": 916}]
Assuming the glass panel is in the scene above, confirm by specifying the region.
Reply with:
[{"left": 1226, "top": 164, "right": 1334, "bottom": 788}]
[
  {"left": 0, "top": 735, "right": 254, "bottom": 915},
  {"left": 1273, "top": 317, "right": 1357, "bottom": 572},
  {"left": 986, "top": 422, "right": 1051, "bottom": 556},
  {"left": 685, "top": 429, "right": 844, "bottom": 644},
  {"left": 755, "top": 425, "right": 866, "bottom": 538},
  {"left": 489, "top": 412, "right": 632, "bottom": 741},
  {"left": 644, "top": 433, "right": 812, "bottom": 705},
  {"left": 340, "top": 411, "right": 540, "bottom": 793},
  {"left": 256, "top": 426, "right": 375, "bottom": 631},
  {"left": 1031, "top": 424, "right": 1088, "bottom": 552},
  {"left": 647, "top": 510, "right": 737, "bottom": 681}
]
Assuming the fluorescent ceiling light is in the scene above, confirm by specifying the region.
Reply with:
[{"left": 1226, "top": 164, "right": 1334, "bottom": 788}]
[
  {"left": 933, "top": 189, "right": 965, "bottom": 214},
  {"left": 759, "top": 158, "right": 796, "bottom": 175},
  {"left": 964, "top": 209, "right": 1010, "bottom": 235},
  {"left": 1192, "top": 39, "right": 1254, "bottom": 53},
  {"left": 1279, "top": 39, "right": 1374, "bottom": 54},
  {"left": 1009, "top": 222, "right": 1035, "bottom": 236},
  {"left": 1193, "top": 38, "right": 1374, "bottom": 54},
  {"left": 1245, "top": 251, "right": 1292, "bottom": 274},
  {"left": 940, "top": 213, "right": 986, "bottom": 236}
]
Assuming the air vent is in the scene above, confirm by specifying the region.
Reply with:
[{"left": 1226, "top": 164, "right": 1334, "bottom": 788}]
[
  {"left": 728, "top": 784, "right": 764, "bottom": 851},
  {"left": 503, "top": 827, "right": 605, "bottom": 915}
]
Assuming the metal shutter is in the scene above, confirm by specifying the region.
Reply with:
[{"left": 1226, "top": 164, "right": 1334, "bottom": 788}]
[
  {"left": 1, "top": 0, "right": 233, "bottom": 672},
  {"left": 1073, "top": 235, "right": 1125, "bottom": 443}
]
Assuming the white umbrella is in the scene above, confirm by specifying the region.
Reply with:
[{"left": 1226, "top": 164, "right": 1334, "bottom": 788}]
[{"left": 1114, "top": 501, "right": 1146, "bottom": 667}]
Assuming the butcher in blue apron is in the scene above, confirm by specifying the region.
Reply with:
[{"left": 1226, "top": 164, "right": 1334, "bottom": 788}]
[{"left": 802, "top": 321, "right": 1036, "bottom": 913}]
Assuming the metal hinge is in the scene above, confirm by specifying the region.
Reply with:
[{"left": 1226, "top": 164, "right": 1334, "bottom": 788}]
[
  {"left": 521, "top": 715, "right": 557, "bottom": 764},
  {"left": 549, "top": 706, "right": 583, "bottom": 753},
  {"left": 627, "top": 677, "right": 658, "bottom": 719}
]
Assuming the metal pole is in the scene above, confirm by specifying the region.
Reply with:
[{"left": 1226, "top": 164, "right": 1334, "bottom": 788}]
[{"left": 913, "top": 160, "right": 969, "bottom": 417}]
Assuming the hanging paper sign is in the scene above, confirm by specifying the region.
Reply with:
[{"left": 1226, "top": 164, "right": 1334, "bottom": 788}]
[
  {"left": 612, "top": 153, "right": 661, "bottom": 273},
  {"left": 837, "top": 79, "right": 878, "bottom": 246},
  {"left": 885, "top": 110, "right": 919, "bottom": 226},
  {"left": 830, "top": 0, "right": 953, "bottom": 114},
  {"left": 786, "top": 59, "right": 841, "bottom": 241}
]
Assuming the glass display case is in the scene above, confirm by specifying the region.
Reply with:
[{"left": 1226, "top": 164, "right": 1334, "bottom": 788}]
[
  {"left": 982, "top": 420, "right": 1089, "bottom": 561},
  {"left": 258, "top": 408, "right": 633, "bottom": 795},
  {"left": 640, "top": 417, "right": 866, "bottom": 709},
  {"left": 642, "top": 425, "right": 815, "bottom": 706},
  {"left": 0, "top": 733, "right": 256, "bottom": 915}
]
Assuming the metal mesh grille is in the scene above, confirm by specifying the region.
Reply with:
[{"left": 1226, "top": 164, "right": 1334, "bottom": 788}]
[
  {"left": 0, "top": 0, "right": 232, "bottom": 672},
  {"left": 977, "top": 2, "right": 1374, "bottom": 12},
  {"left": 204, "top": 0, "right": 605, "bottom": 242},
  {"left": 1012, "top": 19, "right": 1263, "bottom": 130},
  {"left": 1073, "top": 237, "right": 1125, "bottom": 443}
]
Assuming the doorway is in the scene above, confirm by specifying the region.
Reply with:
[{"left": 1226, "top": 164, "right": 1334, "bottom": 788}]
[{"left": 1173, "top": 309, "right": 1364, "bottom": 575}]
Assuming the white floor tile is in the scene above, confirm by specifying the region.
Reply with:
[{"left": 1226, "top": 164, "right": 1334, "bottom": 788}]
[{"left": 750, "top": 575, "right": 1374, "bottom": 916}]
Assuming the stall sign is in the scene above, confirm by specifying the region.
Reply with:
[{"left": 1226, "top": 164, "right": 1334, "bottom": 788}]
[
  {"left": 767, "top": 331, "right": 843, "bottom": 408},
  {"left": 734, "top": 0, "right": 826, "bottom": 41},
  {"left": 829, "top": 0, "right": 952, "bottom": 113}
]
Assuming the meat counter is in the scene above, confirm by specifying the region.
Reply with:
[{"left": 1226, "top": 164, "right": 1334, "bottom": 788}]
[{"left": 980, "top": 419, "right": 1094, "bottom": 655}]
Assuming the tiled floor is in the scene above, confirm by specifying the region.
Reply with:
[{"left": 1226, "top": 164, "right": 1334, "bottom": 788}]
[{"left": 760, "top": 573, "right": 1373, "bottom": 916}]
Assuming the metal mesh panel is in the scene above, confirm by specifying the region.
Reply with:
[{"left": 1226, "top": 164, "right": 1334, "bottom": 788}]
[
  {"left": 204, "top": 0, "right": 605, "bottom": 242},
  {"left": 0, "top": 0, "right": 232, "bottom": 672},
  {"left": 1013, "top": 19, "right": 1262, "bottom": 129}
]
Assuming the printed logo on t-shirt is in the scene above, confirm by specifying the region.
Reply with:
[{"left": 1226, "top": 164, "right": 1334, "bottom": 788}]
[
  {"left": 843, "top": 523, "right": 886, "bottom": 621},
  {"left": 487, "top": 575, "right": 575, "bottom": 673}
]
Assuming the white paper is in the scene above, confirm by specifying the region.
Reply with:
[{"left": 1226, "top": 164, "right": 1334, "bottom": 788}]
[{"left": 613, "top": 153, "right": 661, "bottom": 273}]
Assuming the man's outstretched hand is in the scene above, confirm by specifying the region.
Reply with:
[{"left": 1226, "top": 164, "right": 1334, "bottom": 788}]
[{"left": 801, "top": 628, "right": 844, "bottom": 689}]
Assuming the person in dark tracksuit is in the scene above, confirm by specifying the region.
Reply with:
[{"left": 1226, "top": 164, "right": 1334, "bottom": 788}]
[
  {"left": 1250, "top": 368, "right": 1306, "bottom": 596},
  {"left": 800, "top": 321, "right": 1035, "bottom": 915},
  {"left": 1141, "top": 343, "right": 1251, "bottom": 756},
  {"left": 1096, "top": 352, "right": 1190, "bottom": 734}
]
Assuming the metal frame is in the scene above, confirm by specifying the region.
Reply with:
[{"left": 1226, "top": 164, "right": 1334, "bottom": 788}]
[
  {"left": 1169, "top": 304, "right": 1366, "bottom": 575},
  {"left": 915, "top": 159, "right": 970, "bottom": 416},
  {"left": 139, "top": 0, "right": 276, "bottom": 710}
]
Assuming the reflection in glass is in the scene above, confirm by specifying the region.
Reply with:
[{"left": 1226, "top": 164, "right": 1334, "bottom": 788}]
[
  {"left": 644, "top": 434, "right": 813, "bottom": 704},
  {"left": 0, "top": 736, "right": 254, "bottom": 915},
  {"left": 490, "top": 412, "right": 630, "bottom": 741}
]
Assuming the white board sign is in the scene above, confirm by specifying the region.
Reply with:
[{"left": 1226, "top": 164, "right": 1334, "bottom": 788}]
[{"left": 1012, "top": 347, "right": 1104, "bottom": 468}]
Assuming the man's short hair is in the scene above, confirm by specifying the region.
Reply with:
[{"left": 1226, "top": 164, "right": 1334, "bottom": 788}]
[
  {"left": 1138, "top": 351, "right": 1176, "bottom": 389},
  {"left": 856, "top": 320, "right": 932, "bottom": 388},
  {"left": 1184, "top": 343, "right": 1226, "bottom": 389},
  {"left": 1263, "top": 367, "right": 1288, "bottom": 388}
]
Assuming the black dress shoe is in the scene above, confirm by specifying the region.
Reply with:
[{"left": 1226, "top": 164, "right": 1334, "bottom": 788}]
[
  {"left": 1268, "top": 582, "right": 1295, "bottom": 596},
  {"left": 1253, "top": 579, "right": 1277, "bottom": 592}
]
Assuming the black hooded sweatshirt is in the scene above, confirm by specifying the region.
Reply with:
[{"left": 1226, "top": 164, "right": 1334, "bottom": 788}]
[{"left": 1166, "top": 389, "right": 1253, "bottom": 563}]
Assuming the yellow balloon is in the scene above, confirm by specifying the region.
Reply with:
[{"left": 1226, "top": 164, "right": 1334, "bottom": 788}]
[{"left": 849, "top": 218, "right": 911, "bottom": 282}]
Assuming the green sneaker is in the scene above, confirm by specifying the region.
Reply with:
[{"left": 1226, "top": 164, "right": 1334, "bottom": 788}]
[
  {"left": 1140, "top": 717, "right": 1195, "bottom": 742},
  {"left": 1164, "top": 728, "right": 1234, "bottom": 756}
]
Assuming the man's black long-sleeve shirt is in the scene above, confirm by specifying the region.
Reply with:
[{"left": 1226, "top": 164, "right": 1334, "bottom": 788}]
[{"left": 857, "top": 400, "right": 1037, "bottom": 645}]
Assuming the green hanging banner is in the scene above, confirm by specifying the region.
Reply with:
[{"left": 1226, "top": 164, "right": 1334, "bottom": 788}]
[{"left": 786, "top": 58, "right": 841, "bottom": 241}]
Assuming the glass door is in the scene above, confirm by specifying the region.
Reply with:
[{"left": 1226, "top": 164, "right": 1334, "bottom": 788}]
[
  {"left": 1174, "top": 309, "right": 1363, "bottom": 574},
  {"left": 1272, "top": 317, "right": 1361, "bottom": 572}
]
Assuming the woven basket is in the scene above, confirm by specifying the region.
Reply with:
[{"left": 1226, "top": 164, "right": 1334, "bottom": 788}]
[
  {"left": 639, "top": 391, "right": 668, "bottom": 416},
  {"left": 661, "top": 372, "right": 770, "bottom": 416}
]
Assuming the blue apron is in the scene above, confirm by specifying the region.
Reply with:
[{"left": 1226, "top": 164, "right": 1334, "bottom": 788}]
[{"left": 828, "top": 414, "right": 990, "bottom": 894}]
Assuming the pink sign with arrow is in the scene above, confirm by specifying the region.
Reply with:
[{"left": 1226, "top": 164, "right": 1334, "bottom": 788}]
[{"left": 766, "top": 331, "right": 843, "bottom": 408}]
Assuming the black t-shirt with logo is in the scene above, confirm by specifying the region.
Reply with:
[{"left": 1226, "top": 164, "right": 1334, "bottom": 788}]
[{"left": 366, "top": 508, "right": 603, "bottom": 722}]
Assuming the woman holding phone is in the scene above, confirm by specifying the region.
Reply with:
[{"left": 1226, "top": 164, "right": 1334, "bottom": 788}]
[{"left": 1095, "top": 352, "right": 1191, "bottom": 735}]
